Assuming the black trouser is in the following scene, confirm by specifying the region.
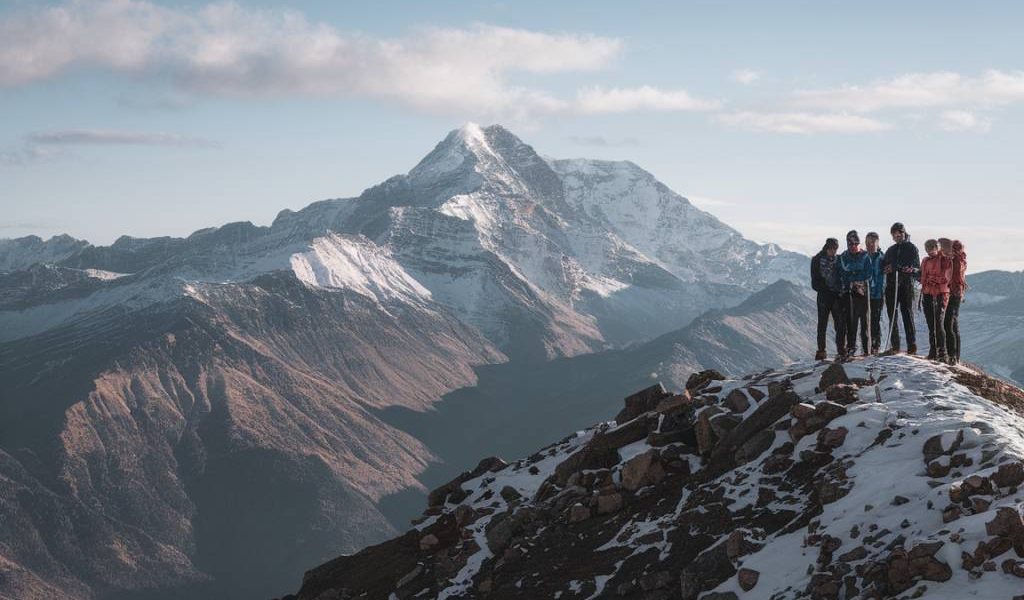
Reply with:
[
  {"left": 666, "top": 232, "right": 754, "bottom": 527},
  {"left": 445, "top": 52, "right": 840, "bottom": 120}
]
[
  {"left": 845, "top": 294, "right": 869, "bottom": 355},
  {"left": 944, "top": 294, "right": 962, "bottom": 360},
  {"left": 923, "top": 294, "right": 947, "bottom": 358},
  {"left": 885, "top": 283, "right": 917, "bottom": 349},
  {"left": 816, "top": 291, "right": 846, "bottom": 353},
  {"left": 869, "top": 295, "right": 884, "bottom": 352}
]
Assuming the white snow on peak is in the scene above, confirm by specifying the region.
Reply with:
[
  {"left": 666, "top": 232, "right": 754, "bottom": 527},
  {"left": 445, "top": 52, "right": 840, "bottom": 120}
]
[
  {"left": 289, "top": 233, "right": 432, "bottom": 304},
  {"left": 84, "top": 268, "right": 128, "bottom": 281}
]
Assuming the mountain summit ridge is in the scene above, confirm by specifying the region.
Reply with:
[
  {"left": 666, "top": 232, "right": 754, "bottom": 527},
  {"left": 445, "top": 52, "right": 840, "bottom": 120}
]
[{"left": 292, "top": 355, "right": 1024, "bottom": 600}]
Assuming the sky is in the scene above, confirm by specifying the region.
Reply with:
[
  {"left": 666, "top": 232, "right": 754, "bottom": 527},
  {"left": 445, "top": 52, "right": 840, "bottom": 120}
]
[{"left": 2, "top": 0, "right": 1023, "bottom": 271}]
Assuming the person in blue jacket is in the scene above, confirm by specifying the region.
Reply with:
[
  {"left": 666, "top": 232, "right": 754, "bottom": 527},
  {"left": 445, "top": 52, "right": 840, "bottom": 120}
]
[
  {"left": 839, "top": 230, "right": 873, "bottom": 357},
  {"left": 864, "top": 232, "right": 886, "bottom": 354}
]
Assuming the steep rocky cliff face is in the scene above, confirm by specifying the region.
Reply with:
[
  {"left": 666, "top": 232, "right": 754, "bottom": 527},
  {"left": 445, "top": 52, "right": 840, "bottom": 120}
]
[
  {"left": 0, "top": 274, "right": 501, "bottom": 600},
  {"left": 293, "top": 356, "right": 1024, "bottom": 600}
]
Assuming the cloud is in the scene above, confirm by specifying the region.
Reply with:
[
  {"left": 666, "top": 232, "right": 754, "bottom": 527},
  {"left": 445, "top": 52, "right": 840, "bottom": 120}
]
[
  {"left": 792, "top": 70, "right": 1024, "bottom": 113},
  {"left": 686, "top": 195, "right": 735, "bottom": 209},
  {"left": 717, "top": 111, "right": 892, "bottom": 134},
  {"left": 567, "top": 135, "right": 640, "bottom": 147},
  {"left": 0, "top": 1, "right": 633, "bottom": 120},
  {"left": 732, "top": 69, "right": 760, "bottom": 85},
  {"left": 1, "top": 128, "right": 217, "bottom": 166},
  {"left": 576, "top": 85, "right": 719, "bottom": 113},
  {"left": 938, "top": 110, "right": 992, "bottom": 133},
  {"left": 28, "top": 129, "right": 218, "bottom": 147}
]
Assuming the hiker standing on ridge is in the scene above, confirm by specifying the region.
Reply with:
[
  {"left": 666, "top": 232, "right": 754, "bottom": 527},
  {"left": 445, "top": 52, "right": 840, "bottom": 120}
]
[
  {"left": 839, "top": 230, "right": 872, "bottom": 357},
  {"left": 865, "top": 232, "right": 886, "bottom": 354},
  {"left": 883, "top": 222, "right": 921, "bottom": 354},
  {"left": 942, "top": 238, "right": 968, "bottom": 365},
  {"left": 810, "top": 237, "right": 844, "bottom": 361},
  {"left": 921, "top": 239, "right": 952, "bottom": 362}
]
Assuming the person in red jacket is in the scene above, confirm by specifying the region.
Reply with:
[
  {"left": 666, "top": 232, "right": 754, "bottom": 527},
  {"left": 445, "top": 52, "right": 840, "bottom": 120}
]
[
  {"left": 920, "top": 239, "right": 952, "bottom": 362},
  {"left": 941, "top": 238, "right": 967, "bottom": 365}
]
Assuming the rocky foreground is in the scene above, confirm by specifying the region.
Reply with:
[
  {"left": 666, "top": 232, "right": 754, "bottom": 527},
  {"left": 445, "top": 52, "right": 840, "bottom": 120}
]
[{"left": 285, "top": 355, "right": 1024, "bottom": 599}]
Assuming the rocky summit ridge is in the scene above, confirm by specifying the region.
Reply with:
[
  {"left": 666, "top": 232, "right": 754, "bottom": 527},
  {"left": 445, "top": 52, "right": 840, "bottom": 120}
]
[{"left": 288, "top": 355, "right": 1024, "bottom": 600}]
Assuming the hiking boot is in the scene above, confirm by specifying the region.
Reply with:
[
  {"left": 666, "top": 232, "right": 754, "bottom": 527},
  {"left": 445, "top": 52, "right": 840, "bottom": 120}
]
[
  {"left": 936, "top": 353, "right": 949, "bottom": 364},
  {"left": 871, "top": 345, "right": 880, "bottom": 355},
  {"left": 907, "top": 344, "right": 917, "bottom": 355},
  {"left": 927, "top": 350, "right": 937, "bottom": 360},
  {"left": 815, "top": 350, "right": 827, "bottom": 361}
]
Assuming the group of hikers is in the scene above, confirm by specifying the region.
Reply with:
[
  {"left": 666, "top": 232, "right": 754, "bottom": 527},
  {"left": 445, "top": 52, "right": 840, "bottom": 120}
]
[{"left": 810, "top": 222, "right": 968, "bottom": 365}]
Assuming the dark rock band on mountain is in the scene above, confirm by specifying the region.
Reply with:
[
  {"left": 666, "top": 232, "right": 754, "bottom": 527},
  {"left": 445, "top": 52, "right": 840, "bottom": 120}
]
[{"left": 811, "top": 222, "right": 967, "bottom": 365}]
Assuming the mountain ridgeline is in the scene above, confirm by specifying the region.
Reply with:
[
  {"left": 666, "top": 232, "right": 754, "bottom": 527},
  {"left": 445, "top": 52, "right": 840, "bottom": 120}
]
[
  {"left": 291, "top": 356, "right": 1024, "bottom": 600},
  {"left": 0, "top": 124, "right": 842, "bottom": 600}
]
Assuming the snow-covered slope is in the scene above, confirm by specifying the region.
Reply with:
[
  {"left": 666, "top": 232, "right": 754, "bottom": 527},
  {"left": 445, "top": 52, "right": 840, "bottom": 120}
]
[
  {"left": 296, "top": 355, "right": 1024, "bottom": 600},
  {"left": 1, "top": 124, "right": 808, "bottom": 358}
]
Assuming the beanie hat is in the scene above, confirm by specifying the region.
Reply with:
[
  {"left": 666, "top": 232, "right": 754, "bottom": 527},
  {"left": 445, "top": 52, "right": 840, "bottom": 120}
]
[
  {"left": 823, "top": 238, "right": 839, "bottom": 251},
  {"left": 846, "top": 230, "right": 860, "bottom": 245},
  {"left": 891, "top": 222, "right": 906, "bottom": 235}
]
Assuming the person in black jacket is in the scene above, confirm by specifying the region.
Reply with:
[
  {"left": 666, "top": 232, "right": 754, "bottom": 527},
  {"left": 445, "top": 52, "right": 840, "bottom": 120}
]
[
  {"left": 883, "top": 222, "right": 921, "bottom": 354},
  {"left": 811, "top": 237, "right": 844, "bottom": 360}
]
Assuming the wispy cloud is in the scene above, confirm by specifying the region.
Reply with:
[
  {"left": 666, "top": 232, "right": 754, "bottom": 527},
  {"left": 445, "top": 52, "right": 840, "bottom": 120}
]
[
  {"left": 576, "top": 86, "right": 719, "bottom": 113},
  {"left": 938, "top": 110, "right": 992, "bottom": 133},
  {"left": 566, "top": 135, "right": 640, "bottom": 147},
  {"left": 1, "top": 128, "right": 217, "bottom": 166},
  {"left": 28, "top": 129, "right": 218, "bottom": 147},
  {"left": 0, "top": 1, "right": 638, "bottom": 121},
  {"left": 0, "top": 1, "right": 723, "bottom": 122},
  {"left": 732, "top": 69, "right": 760, "bottom": 85},
  {"left": 792, "top": 70, "right": 1024, "bottom": 113},
  {"left": 717, "top": 111, "right": 892, "bottom": 134}
]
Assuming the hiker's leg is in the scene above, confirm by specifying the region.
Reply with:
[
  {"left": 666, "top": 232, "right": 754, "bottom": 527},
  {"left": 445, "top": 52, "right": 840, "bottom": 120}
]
[
  {"left": 833, "top": 295, "right": 848, "bottom": 355},
  {"left": 934, "top": 296, "right": 947, "bottom": 359},
  {"left": 900, "top": 286, "right": 917, "bottom": 349},
  {"left": 946, "top": 295, "right": 961, "bottom": 360},
  {"left": 886, "top": 285, "right": 900, "bottom": 349},
  {"left": 816, "top": 292, "right": 831, "bottom": 353}
]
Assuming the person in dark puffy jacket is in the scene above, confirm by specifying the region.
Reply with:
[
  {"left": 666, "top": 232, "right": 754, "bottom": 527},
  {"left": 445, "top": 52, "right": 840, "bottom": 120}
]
[
  {"left": 941, "top": 238, "right": 967, "bottom": 365},
  {"left": 883, "top": 222, "right": 921, "bottom": 354},
  {"left": 810, "top": 237, "right": 843, "bottom": 360},
  {"left": 864, "top": 232, "right": 886, "bottom": 354},
  {"left": 839, "top": 230, "right": 872, "bottom": 357}
]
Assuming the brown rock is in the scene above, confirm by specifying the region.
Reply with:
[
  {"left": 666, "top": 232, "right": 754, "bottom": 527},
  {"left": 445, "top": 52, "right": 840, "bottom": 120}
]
[
  {"left": 942, "top": 505, "right": 962, "bottom": 523},
  {"left": 621, "top": 450, "right": 666, "bottom": 492},
  {"left": 568, "top": 503, "right": 590, "bottom": 523},
  {"left": 748, "top": 387, "right": 766, "bottom": 401},
  {"left": 839, "top": 546, "right": 868, "bottom": 562},
  {"left": 791, "top": 402, "right": 816, "bottom": 420},
  {"left": 615, "top": 383, "right": 671, "bottom": 425},
  {"left": 986, "top": 507, "right": 1024, "bottom": 538},
  {"left": 709, "top": 412, "right": 742, "bottom": 439},
  {"left": 825, "top": 383, "right": 860, "bottom": 405},
  {"left": 993, "top": 461, "right": 1024, "bottom": 488},
  {"left": 737, "top": 568, "right": 760, "bottom": 591},
  {"left": 419, "top": 533, "right": 439, "bottom": 551},
  {"left": 724, "top": 389, "right": 750, "bottom": 413},
  {"left": 818, "top": 426, "right": 849, "bottom": 450},
  {"left": 686, "top": 369, "right": 726, "bottom": 392},
  {"left": 696, "top": 407, "right": 724, "bottom": 455},
  {"left": 596, "top": 492, "right": 623, "bottom": 515},
  {"left": 813, "top": 401, "right": 848, "bottom": 425},
  {"left": 818, "top": 363, "right": 851, "bottom": 391},
  {"left": 927, "top": 460, "right": 951, "bottom": 478}
]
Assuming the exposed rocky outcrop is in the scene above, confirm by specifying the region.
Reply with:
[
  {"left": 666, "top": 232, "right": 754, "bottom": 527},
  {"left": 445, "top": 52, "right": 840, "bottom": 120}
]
[{"left": 291, "top": 356, "right": 1024, "bottom": 600}]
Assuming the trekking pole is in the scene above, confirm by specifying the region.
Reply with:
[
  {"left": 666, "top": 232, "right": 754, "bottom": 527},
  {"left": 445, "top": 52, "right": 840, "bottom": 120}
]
[{"left": 867, "top": 278, "right": 873, "bottom": 354}]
